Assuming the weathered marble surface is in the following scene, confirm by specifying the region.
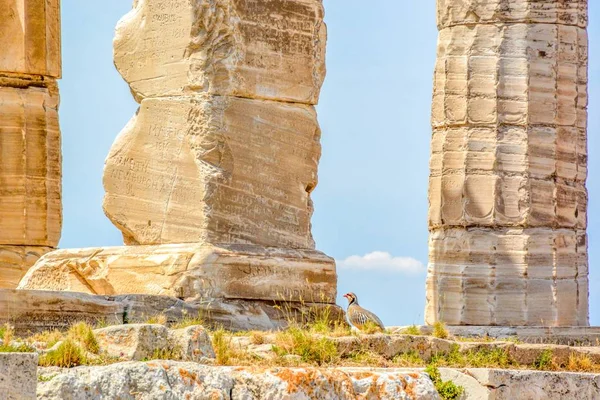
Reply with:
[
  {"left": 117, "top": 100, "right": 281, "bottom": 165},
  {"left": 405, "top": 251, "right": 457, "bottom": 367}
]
[
  {"left": 113, "top": 0, "right": 326, "bottom": 104},
  {"left": 0, "top": 0, "right": 61, "bottom": 77},
  {"left": 0, "top": 83, "right": 62, "bottom": 249},
  {"left": 440, "top": 368, "right": 600, "bottom": 400},
  {"left": 37, "top": 363, "right": 439, "bottom": 400},
  {"left": 0, "top": 353, "right": 37, "bottom": 400},
  {"left": 0, "top": 246, "right": 52, "bottom": 288},
  {"left": 103, "top": 96, "right": 321, "bottom": 248},
  {"left": 18, "top": 244, "right": 336, "bottom": 303},
  {"left": 426, "top": 0, "right": 589, "bottom": 326},
  {"left": 0, "top": 290, "right": 122, "bottom": 336},
  {"left": 0, "top": 0, "right": 62, "bottom": 288}
]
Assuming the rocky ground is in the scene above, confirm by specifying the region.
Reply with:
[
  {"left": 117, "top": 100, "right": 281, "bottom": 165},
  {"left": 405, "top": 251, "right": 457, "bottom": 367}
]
[{"left": 3, "top": 320, "right": 600, "bottom": 399}]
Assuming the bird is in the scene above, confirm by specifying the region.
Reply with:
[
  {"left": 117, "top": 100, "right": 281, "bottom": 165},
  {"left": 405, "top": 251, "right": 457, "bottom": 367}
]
[{"left": 343, "top": 292, "right": 385, "bottom": 332}]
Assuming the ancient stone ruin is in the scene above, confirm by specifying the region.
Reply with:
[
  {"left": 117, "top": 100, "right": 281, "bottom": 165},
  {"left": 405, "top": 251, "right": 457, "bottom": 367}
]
[
  {"left": 0, "top": 0, "right": 62, "bottom": 288},
  {"left": 18, "top": 0, "right": 338, "bottom": 330},
  {"left": 426, "top": 0, "right": 590, "bottom": 326}
]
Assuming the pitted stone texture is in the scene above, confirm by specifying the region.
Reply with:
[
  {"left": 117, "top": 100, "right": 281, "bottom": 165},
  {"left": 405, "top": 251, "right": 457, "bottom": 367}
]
[
  {"left": 114, "top": 0, "right": 325, "bottom": 104},
  {"left": 0, "top": 84, "right": 62, "bottom": 247},
  {"left": 439, "top": 368, "right": 600, "bottom": 400},
  {"left": 0, "top": 0, "right": 61, "bottom": 77},
  {"left": 169, "top": 325, "right": 215, "bottom": 362},
  {"left": 0, "top": 289, "right": 123, "bottom": 336},
  {"left": 437, "top": 0, "right": 588, "bottom": 28},
  {"left": 426, "top": 0, "right": 590, "bottom": 327},
  {"left": 103, "top": 96, "right": 320, "bottom": 248},
  {"left": 94, "top": 324, "right": 170, "bottom": 361},
  {"left": 18, "top": 244, "right": 337, "bottom": 303},
  {"left": 37, "top": 362, "right": 439, "bottom": 400},
  {"left": 426, "top": 228, "right": 589, "bottom": 326},
  {"left": 0, "top": 246, "right": 51, "bottom": 288},
  {"left": 429, "top": 25, "right": 588, "bottom": 228},
  {"left": 0, "top": 353, "right": 37, "bottom": 400}
]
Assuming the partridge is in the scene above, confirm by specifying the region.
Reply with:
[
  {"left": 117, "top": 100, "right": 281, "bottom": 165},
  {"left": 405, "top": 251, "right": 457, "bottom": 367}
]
[{"left": 343, "top": 292, "right": 385, "bottom": 332}]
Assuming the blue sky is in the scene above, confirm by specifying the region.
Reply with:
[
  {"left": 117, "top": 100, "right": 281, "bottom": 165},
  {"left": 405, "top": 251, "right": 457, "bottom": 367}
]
[{"left": 59, "top": 1, "right": 599, "bottom": 326}]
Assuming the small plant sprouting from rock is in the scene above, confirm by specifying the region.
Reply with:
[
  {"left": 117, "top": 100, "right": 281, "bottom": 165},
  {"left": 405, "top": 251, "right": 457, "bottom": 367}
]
[
  {"left": 171, "top": 311, "right": 205, "bottom": 330},
  {"left": 69, "top": 322, "right": 99, "bottom": 354},
  {"left": 401, "top": 325, "right": 422, "bottom": 335},
  {"left": 146, "top": 314, "right": 168, "bottom": 325},
  {"left": 432, "top": 321, "right": 449, "bottom": 339},
  {"left": 425, "top": 364, "right": 464, "bottom": 400},
  {"left": 39, "top": 338, "right": 87, "bottom": 368},
  {"left": 273, "top": 325, "right": 338, "bottom": 366},
  {"left": 534, "top": 349, "right": 555, "bottom": 370}
]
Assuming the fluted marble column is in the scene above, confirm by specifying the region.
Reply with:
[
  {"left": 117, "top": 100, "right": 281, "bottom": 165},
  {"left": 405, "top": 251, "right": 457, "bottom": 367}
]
[
  {"left": 426, "top": 0, "right": 589, "bottom": 326},
  {"left": 0, "top": 0, "right": 62, "bottom": 287}
]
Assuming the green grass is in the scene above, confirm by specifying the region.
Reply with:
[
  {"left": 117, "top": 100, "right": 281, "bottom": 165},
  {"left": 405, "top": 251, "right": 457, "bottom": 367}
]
[
  {"left": 171, "top": 312, "right": 205, "bottom": 330},
  {"left": 273, "top": 325, "right": 338, "bottom": 366},
  {"left": 534, "top": 349, "right": 554, "bottom": 370},
  {"left": 425, "top": 364, "right": 464, "bottom": 400},
  {"left": 68, "top": 322, "right": 99, "bottom": 354},
  {"left": 401, "top": 325, "right": 422, "bottom": 335},
  {"left": 39, "top": 338, "right": 87, "bottom": 368},
  {"left": 432, "top": 322, "right": 449, "bottom": 339}
]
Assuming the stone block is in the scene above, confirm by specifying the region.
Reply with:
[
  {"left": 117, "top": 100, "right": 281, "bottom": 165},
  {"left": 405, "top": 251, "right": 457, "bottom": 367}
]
[
  {"left": 102, "top": 96, "right": 321, "bottom": 248},
  {"left": 18, "top": 244, "right": 336, "bottom": 304},
  {"left": 94, "top": 324, "right": 170, "bottom": 361},
  {"left": 114, "top": 0, "right": 326, "bottom": 104},
  {"left": 0, "top": 0, "right": 61, "bottom": 77},
  {"left": 0, "top": 353, "right": 37, "bottom": 400}
]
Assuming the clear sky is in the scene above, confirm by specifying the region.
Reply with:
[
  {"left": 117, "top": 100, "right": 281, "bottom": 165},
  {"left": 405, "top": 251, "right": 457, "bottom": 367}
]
[{"left": 59, "top": 1, "right": 599, "bottom": 326}]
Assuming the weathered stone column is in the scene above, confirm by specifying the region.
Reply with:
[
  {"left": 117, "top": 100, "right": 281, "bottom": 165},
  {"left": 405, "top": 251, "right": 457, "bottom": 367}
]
[
  {"left": 426, "top": 0, "right": 589, "bottom": 326},
  {"left": 0, "top": 0, "right": 62, "bottom": 288},
  {"left": 20, "top": 0, "right": 337, "bottom": 329}
]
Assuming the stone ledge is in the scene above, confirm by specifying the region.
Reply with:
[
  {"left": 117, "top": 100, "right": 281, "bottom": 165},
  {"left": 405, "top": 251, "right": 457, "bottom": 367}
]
[
  {"left": 0, "top": 353, "right": 37, "bottom": 400},
  {"left": 18, "top": 244, "right": 336, "bottom": 304},
  {"left": 393, "top": 326, "right": 600, "bottom": 345}
]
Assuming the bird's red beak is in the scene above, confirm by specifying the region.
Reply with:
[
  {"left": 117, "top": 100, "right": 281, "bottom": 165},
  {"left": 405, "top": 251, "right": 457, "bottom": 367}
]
[{"left": 343, "top": 293, "right": 349, "bottom": 299}]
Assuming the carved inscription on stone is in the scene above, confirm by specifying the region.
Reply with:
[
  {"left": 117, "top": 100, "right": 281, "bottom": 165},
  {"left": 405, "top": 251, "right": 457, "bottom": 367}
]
[
  {"left": 113, "top": 0, "right": 326, "bottom": 104},
  {"left": 103, "top": 95, "right": 320, "bottom": 248}
]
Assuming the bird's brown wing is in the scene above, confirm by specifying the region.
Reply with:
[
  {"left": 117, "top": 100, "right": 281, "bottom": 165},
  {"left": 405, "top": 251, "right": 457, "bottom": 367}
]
[{"left": 362, "top": 308, "right": 385, "bottom": 330}]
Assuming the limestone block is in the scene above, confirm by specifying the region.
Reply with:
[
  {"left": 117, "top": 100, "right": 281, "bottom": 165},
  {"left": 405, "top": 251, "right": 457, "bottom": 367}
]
[
  {"left": 0, "top": 83, "right": 62, "bottom": 247},
  {"left": 426, "top": 228, "right": 588, "bottom": 326},
  {"left": 109, "top": 294, "right": 345, "bottom": 332},
  {"left": 37, "top": 363, "right": 439, "bottom": 399},
  {"left": 114, "top": 0, "right": 325, "bottom": 104},
  {"left": 0, "top": 0, "right": 61, "bottom": 77},
  {"left": 0, "top": 353, "right": 37, "bottom": 400},
  {"left": 438, "top": 368, "right": 600, "bottom": 400},
  {"left": 103, "top": 96, "right": 320, "bottom": 248},
  {"left": 0, "top": 289, "right": 123, "bottom": 336},
  {"left": 0, "top": 246, "right": 51, "bottom": 288},
  {"left": 169, "top": 325, "right": 215, "bottom": 361},
  {"left": 437, "top": 0, "right": 588, "bottom": 29},
  {"left": 94, "top": 324, "right": 170, "bottom": 361},
  {"left": 18, "top": 244, "right": 337, "bottom": 303}
]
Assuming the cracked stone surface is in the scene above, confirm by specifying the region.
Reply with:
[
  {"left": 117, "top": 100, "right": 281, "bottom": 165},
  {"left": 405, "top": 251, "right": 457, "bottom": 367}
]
[
  {"left": 18, "top": 244, "right": 336, "bottom": 303},
  {"left": 0, "top": 0, "right": 62, "bottom": 288},
  {"left": 426, "top": 0, "right": 590, "bottom": 326},
  {"left": 37, "top": 363, "right": 439, "bottom": 400},
  {"left": 440, "top": 368, "right": 600, "bottom": 400},
  {"left": 104, "top": 0, "right": 327, "bottom": 250}
]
